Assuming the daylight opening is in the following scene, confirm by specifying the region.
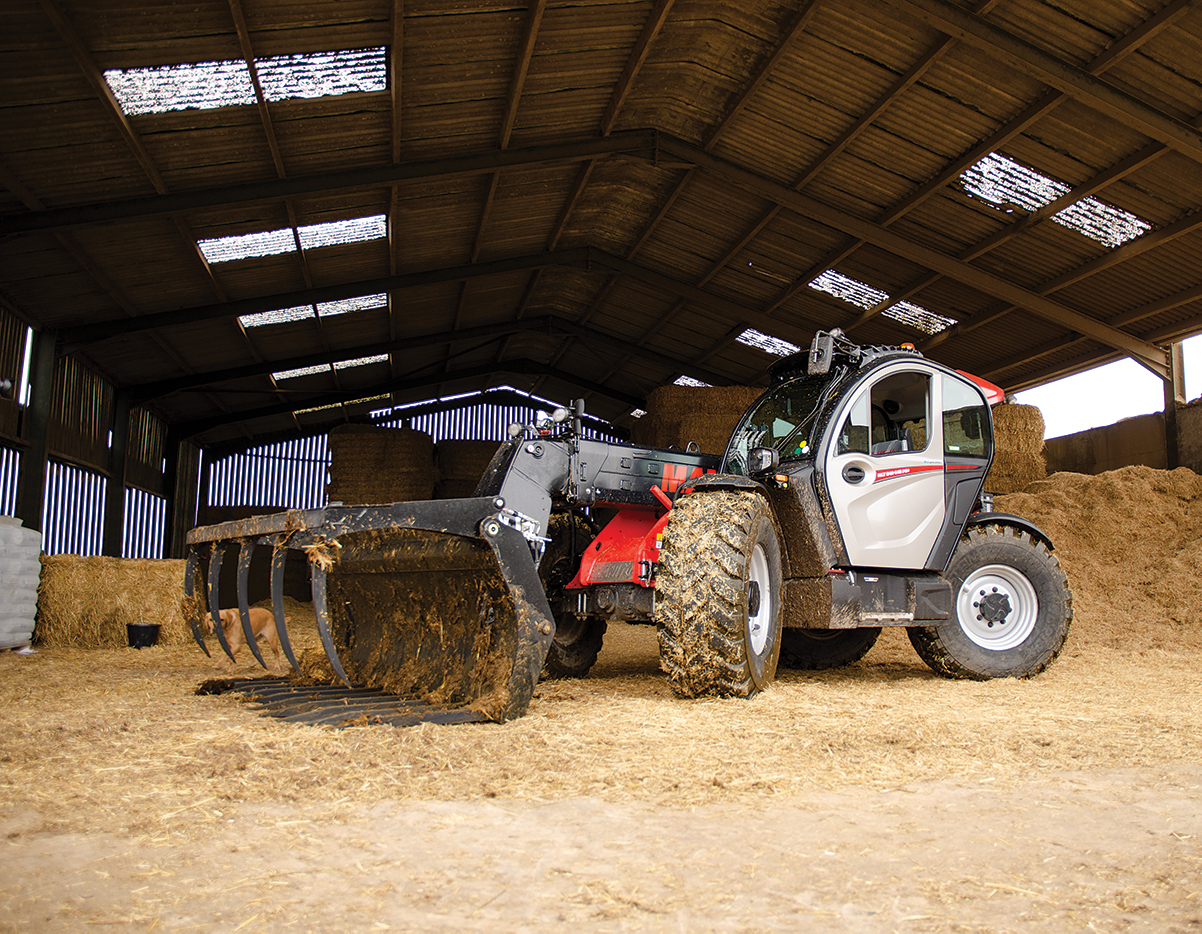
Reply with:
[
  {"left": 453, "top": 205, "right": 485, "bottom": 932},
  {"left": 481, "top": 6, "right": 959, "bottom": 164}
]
[
  {"left": 201, "top": 216, "right": 387, "bottom": 264},
  {"left": 960, "top": 152, "right": 1151, "bottom": 248},
  {"left": 807, "top": 271, "right": 953, "bottom": 335},
  {"left": 674, "top": 375, "right": 712, "bottom": 387},
  {"left": 104, "top": 47, "right": 387, "bottom": 116},
  {"left": 737, "top": 328, "right": 801, "bottom": 357}
]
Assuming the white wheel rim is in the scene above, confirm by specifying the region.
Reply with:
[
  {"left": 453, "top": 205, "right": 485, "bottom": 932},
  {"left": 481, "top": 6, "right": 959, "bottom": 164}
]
[
  {"left": 957, "top": 564, "right": 1039, "bottom": 651},
  {"left": 748, "top": 542, "right": 772, "bottom": 656}
]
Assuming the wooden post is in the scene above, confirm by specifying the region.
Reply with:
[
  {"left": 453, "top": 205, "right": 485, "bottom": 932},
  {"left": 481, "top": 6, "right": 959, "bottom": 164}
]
[
  {"left": 101, "top": 390, "right": 131, "bottom": 555},
  {"left": 15, "top": 329, "right": 56, "bottom": 531}
]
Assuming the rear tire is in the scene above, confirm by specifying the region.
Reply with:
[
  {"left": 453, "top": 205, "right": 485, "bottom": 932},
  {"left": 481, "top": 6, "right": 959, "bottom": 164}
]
[
  {"left": 655, "top": 490, "right": 783, "bottom": 698},
  {"left": 779, "top": 627, "right": 880, "bottom": 670},
  {"left": 908, "top": 524, "right": 1072, "bottom": 679}
]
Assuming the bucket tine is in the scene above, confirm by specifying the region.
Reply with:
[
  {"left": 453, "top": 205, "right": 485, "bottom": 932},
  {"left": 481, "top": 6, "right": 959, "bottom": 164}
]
[
  {"left": 311, "top": 562, "right": 352, "bottom": 688},
  {"left": 270, "top": 538, "right": 300, "bottom": 672},
  {"left": 184, "top": 549, "right": 211, "bottom": 657},
  {"left": 207, "top": 542, "right": 236, "bottom": 662},
  {"left": 236, "top": 539, "right": 268, "bottom": 669}
]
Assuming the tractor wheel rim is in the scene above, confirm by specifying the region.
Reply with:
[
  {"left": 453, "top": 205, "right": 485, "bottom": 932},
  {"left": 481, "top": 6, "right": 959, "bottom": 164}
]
[
  {"left": 957, "top": 563, "right": 1039, "bottom": 651},
  {"left": 747, "top": 542, "right": 772, "bottom": 656}
]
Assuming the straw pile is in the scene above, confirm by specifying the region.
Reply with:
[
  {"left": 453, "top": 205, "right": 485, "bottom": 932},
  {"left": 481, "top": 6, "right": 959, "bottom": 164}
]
[
  {"left": 985, "top": 402, "right": 1046, "bottom": 494},
  {"left": 326, "top": 424, "right": 436, "bottom": 505},
  {"left": 35, "top": 556, "right": 188, "bottom": 648},
  {"left": 632, "top": 385, "right": 762, "bottom": 453},
  {"left": 434, "top": 440, "right": 500, "bottom": 499}
]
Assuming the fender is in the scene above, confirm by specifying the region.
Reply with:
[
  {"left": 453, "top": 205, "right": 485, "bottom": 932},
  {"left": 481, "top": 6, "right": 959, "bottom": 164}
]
[{"left": 965, "top": 511, "right": 1055, "bottom": 552}]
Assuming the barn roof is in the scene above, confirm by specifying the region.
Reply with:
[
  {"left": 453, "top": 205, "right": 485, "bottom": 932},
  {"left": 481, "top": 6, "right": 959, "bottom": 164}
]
[{"left": 2, "top": 0, "right": 1201, "bottom": 448}]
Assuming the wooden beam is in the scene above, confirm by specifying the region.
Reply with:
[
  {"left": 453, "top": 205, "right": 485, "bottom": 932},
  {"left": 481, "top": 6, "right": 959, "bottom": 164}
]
[
  {"left": 599, "top": 0, "right": 675, "bottom": 136},
  {"left": 658, "top": 136, "right": 1168, "bottom": 374},
  {"left": 499, "top": 0, "right": 547, "bottom": 150},
  {"left": 0, "top": 131, "right": 659, "bottom": 236},
  {"left": 894, "top": 0, "right": 1202, "bottom": 162}
]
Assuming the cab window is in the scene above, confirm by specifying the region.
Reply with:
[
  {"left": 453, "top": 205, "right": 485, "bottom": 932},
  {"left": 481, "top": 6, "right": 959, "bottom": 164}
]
[
  {"left": 942, "top": 374, "right": 991, "bottom": 459},
  {"left": 837, "top": 371, "right": 930, "bottom": 456}
]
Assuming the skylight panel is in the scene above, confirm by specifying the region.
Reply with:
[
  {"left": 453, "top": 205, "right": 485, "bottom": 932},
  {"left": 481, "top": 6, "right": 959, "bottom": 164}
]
[
  {"left": 881, "top": 302, "right": 955, "bottom": 335},
  {"left": 298, "top": 215, "right": 387, "bottom": 250},
  {"left": 808, "top": 270, "right": 888, "bottom": 310},
  {"left": 294, "top": 394, "right": 388, "bottom": 416},
  {"left": 1052, "top": 197, "right": 1151, "bottom": 248},
  {"left": 961, "top": 153, "right": 1152, "bottom": 248},
  {"left": 737, "top": 328, "right": 801, "bottom": 357},
  {"left": 334, "top": 354, "right": 389, "bottom": 370},
  {"left": 103, "top": 60, "right": 256, "bottom": 115},
  {"left": 674, "top": 375, "right": 712, "bottom": 387},
  {"left": 240, "top": 305, "right": 314, "bottom": 328},
  {"left": 199, "top": 227, "right": 296, "bottom": 264},
  {"left": 256, "top": 47, "right": 387, "bottom": 102},
  {"left": 273, "top": 363, "right": 327, "bottom": 381},
  {"left": 317, "top": 294, "right": 388, "bottom": 317},
  {"left": 961, "top": 152, "right": 1067, "bottom": 212},
  {"left": 630, "top": 408, "right": 647, "bottom": 418}
]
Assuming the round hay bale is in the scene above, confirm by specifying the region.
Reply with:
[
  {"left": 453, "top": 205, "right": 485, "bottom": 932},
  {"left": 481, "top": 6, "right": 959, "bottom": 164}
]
[{"left": 35, "top": 556, "right": 189, "bottom": 648}]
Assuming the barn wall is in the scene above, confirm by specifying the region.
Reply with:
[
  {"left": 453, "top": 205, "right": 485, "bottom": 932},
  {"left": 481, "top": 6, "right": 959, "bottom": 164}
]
[{"left": 1043, "top": 404, "right": 1202, "bottom": 476}]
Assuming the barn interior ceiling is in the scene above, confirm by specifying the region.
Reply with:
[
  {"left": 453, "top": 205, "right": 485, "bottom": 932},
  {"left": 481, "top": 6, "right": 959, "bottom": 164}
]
[{"left": 2, "top": 0, "right": 1202, "bottom": 449}]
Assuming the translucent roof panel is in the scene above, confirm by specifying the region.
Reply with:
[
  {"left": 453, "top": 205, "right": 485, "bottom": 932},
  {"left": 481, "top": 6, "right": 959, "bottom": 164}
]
[
  {"left": 272, "top": 362, "right": 328, "bottom": 380},
  {"left": 334, "top": 353, "right": 389, "bottom": 370},
  {"left": 674, "top": 375, "right": 712, "bottom": 387},
  {"left": 240, "top": 305, "right": 314, "bottom": 328},
  {"left": 103, "top": 60, "right": 256, "bottom": 115},
  {"left": 317, "top": 293, "right": 387, "bottom": 317},
  {"left": 1052, "top": 197, "right": 1151, "bottom": 248},
  {"left": 881, "top": 301, "right": 955, "bottom": 335},
  {"left": 298, "top": 215, "right": 387, "bottom": 250},
  {"left": 736, "top": 328, "right": 801, "bottom": 357},
  {"left": 256, "top": 47, "right": 388, "bottom": 102},
  {"left": 808, "top": 270, "right": 888, "bottom": 310},
  {"left": 961, "top": 153, "right": 1151, "bottom": 248},
  {"left": 199, "top": 227, "right": 296, "bottom": 264},
  {"left": 104, "top": 48, "right": 387, "bottom": 116}
]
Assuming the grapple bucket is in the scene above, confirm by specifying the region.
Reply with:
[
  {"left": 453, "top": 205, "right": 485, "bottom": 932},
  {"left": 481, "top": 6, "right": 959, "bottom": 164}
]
[{"left": 184, "top": 498, "right": 556, "bottom": 726}]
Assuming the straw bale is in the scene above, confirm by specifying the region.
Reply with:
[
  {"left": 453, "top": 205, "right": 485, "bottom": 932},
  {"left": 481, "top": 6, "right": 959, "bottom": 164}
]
[
  {"left": 637, "top": 385, "right": 761, "bottom": 450},
  {"left": 434, "top": 440, "right": 499, "bottom": 497},
  {"left": 326, "top": 425, "right": 436, "bottom": 505},
  {"left": 985, "top": 450, "right": 1047, "bottom": 494},
  {"left": 992, "top": 402, "right": 1045, "bottom": 435},
  {"left": 35, "top": 556, "right": 189, "bottom": 648}
]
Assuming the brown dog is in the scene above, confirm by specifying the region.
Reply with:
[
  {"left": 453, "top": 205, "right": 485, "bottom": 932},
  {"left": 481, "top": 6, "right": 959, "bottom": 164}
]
[{"left": 208, "top": 607, "right": 289, "bottom": 674}]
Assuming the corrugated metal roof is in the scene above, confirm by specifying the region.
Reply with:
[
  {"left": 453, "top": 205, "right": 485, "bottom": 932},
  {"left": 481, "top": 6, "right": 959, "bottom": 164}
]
[{"left": 2, "top": 0, "right": 1202, "bottom": 446}]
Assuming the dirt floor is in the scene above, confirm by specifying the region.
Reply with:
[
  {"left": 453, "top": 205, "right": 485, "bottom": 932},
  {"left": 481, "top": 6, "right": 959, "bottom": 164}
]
[{"left": 2, "top": 466, "right": 1202, "bottom": 932}]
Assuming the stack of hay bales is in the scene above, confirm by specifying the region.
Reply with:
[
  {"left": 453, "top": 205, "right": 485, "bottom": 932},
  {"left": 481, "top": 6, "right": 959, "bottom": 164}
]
[
  {"left": 631, "top": 385, "right": 763, "bottom": 453},
  {"left": 985, "top": 402, "right": 1047, "bottom": 494},
  {"left": 434, "top": 439, "right": 501, "bottom": 499},
  {"left": 35, "top": 556, "right": 188, "bottom": 647},
  {"left": 326, "top": 424, "right": 436, "bottom": 505}
]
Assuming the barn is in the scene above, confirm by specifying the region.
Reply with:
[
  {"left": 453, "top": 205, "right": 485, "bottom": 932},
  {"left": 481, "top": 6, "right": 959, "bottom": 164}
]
[{"left": 2, "top": 1, "right": 1202, "bottom": 929}]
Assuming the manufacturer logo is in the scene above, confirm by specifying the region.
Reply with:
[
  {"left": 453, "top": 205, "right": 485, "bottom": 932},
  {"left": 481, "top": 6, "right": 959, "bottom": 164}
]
[{"left": 661, "top": 463, "right": 717, "bottom": 492}]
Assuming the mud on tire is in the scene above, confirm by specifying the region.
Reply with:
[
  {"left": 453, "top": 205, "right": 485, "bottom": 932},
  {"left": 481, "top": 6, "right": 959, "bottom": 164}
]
[
  {"left": 654, "top": 490, "right": 783, "bottom": 698},
  {"left": 908, "top": 524, "right": 1072, "bottom": 680}
]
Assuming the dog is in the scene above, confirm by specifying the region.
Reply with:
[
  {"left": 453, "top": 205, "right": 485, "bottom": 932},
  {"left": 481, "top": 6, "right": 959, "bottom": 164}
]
[{"left": 206, "top": 607, "right": 289, "bottom": 674}]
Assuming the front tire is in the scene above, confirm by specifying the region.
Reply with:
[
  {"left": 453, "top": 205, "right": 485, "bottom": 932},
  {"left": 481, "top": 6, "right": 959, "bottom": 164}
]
[
  {"left": 540, "top": 512, "right": 606, "bottom": 680},
  {"left": 779, "top": 627, "right": 880, "bottom": 670},
  {"left": 655, "top": 490, "right": 783, "bottom": 698},
  {"left": 908, "top": 524, "right": 1072, "bottom": 679}
]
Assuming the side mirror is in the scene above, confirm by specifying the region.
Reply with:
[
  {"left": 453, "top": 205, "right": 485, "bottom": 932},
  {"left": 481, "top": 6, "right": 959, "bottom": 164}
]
[
  {"left": 808, "top": 332, "right": 834, "bottom": 375},
  {"left": 747, "top": 446, "right": 779, "bottom": 478}
]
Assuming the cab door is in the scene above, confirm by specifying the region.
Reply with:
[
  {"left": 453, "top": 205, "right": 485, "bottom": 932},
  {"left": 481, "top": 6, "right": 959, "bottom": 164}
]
[{"left": 824, "top": 365, "right": 946, "bottom": 570}]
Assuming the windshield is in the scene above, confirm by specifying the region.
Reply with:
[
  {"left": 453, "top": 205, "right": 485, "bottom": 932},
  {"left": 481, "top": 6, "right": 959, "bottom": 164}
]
[{"left": 723, "top": 369, "right": 848, "bottom": 475}]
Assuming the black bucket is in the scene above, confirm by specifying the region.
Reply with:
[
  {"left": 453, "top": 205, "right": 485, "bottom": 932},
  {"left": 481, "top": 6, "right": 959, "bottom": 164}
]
[{"left": 127, "top": 623, "right": 160, "bottom": 649}]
